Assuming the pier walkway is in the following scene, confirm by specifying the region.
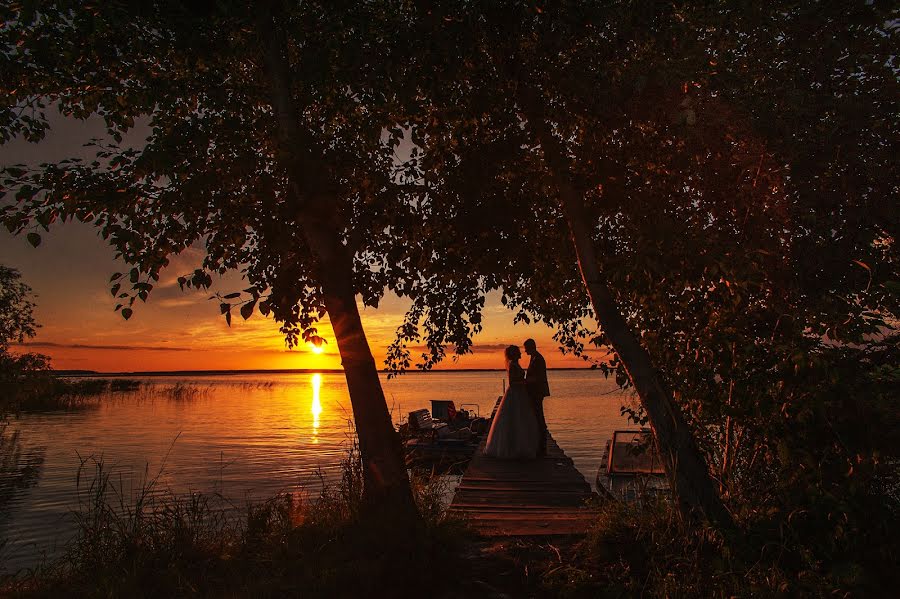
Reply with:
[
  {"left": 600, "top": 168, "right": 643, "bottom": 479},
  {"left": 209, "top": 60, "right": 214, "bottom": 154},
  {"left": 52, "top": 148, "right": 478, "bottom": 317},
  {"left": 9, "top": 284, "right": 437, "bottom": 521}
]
[{"left": 448, "top": 432, "right": 600, "bottom": 536}]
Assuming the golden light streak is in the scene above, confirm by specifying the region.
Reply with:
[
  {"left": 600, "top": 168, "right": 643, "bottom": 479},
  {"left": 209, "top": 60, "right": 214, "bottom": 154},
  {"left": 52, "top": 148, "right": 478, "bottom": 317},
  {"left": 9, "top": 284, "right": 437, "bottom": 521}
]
[{"left": 311, "top": 373, "right": 322, "bottom": 442}]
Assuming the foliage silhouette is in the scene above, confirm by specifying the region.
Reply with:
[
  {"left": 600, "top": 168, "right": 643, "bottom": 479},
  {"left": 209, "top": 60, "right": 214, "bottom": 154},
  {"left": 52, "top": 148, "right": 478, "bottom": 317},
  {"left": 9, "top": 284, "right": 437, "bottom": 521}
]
[{"left": 0, "top": 1, "right": 423, "bottom": 517}]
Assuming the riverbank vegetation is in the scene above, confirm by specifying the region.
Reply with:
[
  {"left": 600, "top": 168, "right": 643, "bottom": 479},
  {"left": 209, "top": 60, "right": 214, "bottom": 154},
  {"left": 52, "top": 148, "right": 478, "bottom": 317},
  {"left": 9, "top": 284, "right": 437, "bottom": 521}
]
[
  {"left": 1, "top": 371, "right": 143, "bottom": 414},
  {"left": 0, "top": 265, "right": 124, "bottom": 414},
  {"left": 2, "top": 450, "right": 466, "bottom": 599},
  {"left": 6, "top": 440, "right": 896, "bottom": 598},
  {"left": 0, "top": 264, "right": 147, "bottom": 413}
]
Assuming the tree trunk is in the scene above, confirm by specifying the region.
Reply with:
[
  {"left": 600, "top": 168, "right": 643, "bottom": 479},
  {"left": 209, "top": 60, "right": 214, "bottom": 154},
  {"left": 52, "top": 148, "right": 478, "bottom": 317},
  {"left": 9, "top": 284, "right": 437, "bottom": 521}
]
[
  {"left": 519, "top": 94, "right": 735, "bottom": 531},
  {"left": 301, "top": 213, "right": 418, "bottom": 517},
  {"left": 258, "top": 3, "right": 417, "bottom": 519}
]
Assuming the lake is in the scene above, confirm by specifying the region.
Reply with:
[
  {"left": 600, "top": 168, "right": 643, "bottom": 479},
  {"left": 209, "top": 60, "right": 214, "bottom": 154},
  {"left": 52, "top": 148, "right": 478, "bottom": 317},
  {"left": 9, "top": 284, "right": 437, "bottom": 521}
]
[{"left": 0, "top": 370, "right": 635, "bottom": 571}]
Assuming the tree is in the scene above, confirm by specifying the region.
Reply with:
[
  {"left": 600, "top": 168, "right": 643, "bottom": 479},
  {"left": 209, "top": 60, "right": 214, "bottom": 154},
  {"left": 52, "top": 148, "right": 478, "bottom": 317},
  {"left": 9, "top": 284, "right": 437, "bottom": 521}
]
[
  {"left": 0, "top": 265, "right": 38, "bottom": 351},
  {"left": 380, "top": 1, "right": 897, "bottom": 540},
  {"left": 0, "top": 1, "right": 423, "bottom": 519},
  {"left": 0, "top": 265, "right": 51, "bottom": 411},
  {"left": 378, "top": 1, "right": 740, "bottom": 528}
]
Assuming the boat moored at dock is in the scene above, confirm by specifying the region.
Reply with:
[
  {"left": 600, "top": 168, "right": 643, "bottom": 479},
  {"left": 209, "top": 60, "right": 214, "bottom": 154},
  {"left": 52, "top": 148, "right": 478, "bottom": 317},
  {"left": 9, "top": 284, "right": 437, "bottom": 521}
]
[
  {"left": 596, "top": 429, "right": 669, "bottom": 501},
  {"left": 399, "top": 399, "right": 491, "bottom": 473}
]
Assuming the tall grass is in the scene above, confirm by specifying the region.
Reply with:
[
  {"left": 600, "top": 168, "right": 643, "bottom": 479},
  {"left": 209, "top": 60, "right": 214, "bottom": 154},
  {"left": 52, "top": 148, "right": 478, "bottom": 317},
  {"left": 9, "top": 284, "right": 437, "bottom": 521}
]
[
  {"left": 228, "top": 381, "right": 276, "bottom": 391},
  {"left": 533, "top": 492, "right": 899, "bottom": 598},
  {"left": 2, "top": 443, "right": 467, "bottom": 598},
  {"left": 1, "top": 378, "right": 220, "bottom": 414},
  {"left": 160, "top": 382, "right": 207, "bottom": 402},
  {"left": 1, "top": 378, "right": 144, "bottom": 413},
  {"left": 125, "top": 382, "right": 213, "bottom": 404}
]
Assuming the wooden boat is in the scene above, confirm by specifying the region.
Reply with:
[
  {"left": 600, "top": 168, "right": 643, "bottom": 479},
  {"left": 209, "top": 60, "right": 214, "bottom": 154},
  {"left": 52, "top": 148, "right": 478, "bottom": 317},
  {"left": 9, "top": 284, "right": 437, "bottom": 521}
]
[
  {"left": 399, "top": 400, "right": 491, "bottom": 473},
  {"left": 596, "top": 429, "right": 669, "bottom": 501}
]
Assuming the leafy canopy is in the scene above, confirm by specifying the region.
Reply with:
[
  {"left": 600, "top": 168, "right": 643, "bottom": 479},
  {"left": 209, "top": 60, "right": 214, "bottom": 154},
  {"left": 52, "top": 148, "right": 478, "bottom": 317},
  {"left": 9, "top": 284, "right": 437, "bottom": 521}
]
[
  {"left": 2, "top": 1, "right": 439, "bottom": 350},
  {"left": 0, "top": 265, "right": 38, "bottom": 351}
]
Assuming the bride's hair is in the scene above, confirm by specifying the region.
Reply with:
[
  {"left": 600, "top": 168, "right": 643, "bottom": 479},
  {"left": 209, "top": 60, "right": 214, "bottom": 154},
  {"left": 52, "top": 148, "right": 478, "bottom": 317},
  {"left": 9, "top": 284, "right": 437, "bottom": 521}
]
[{"left": 504, "top": 345, "right": 520, "bottom": 364}]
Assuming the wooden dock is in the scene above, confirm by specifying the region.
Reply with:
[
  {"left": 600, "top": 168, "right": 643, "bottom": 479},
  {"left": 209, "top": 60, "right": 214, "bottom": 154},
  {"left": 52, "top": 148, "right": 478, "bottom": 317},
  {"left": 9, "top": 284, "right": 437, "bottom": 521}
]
[{"left": 448, "top": 433, "right": 600, "bottom": 537}]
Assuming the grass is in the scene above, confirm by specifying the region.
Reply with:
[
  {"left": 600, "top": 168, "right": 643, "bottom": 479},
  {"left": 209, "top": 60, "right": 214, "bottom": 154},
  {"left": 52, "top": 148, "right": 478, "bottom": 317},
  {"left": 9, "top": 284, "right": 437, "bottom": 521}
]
[
  {"left": 498, "top": 491, "right": 900, "bottom": 598},
  {"left": 1, "top": 445, "right": 469, "bottom": 599},
  {"left": 1, "top": 378, "right": 221, "bottom": 414},
  {"left": 136, "top": 381, "right": 210, "bottom": 402},
  {"left": 228, "top": 381, "right": 276, "bottom": 391},
  {"left": 541, "top": 500, "right": 750, "bottom": 598},
  {"left": 0, "top": 377, "right": 144, "bottom": 413},
  {"left": 3, "top": 453, "right": 896, "bottom": 597}
]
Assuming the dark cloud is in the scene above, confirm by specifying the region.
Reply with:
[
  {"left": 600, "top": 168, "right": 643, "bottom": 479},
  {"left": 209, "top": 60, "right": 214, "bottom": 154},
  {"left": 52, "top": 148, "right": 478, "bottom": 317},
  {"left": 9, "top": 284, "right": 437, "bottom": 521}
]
[
  {"left": 407, "top": 343, "right": 516, "bottom": 354},
  {"left": 16, "top": 341, "right": 195, "bottom": 352},
  {"left": 471, "top": 343, "right": 517, "bottom": 352},
  {"left": 406, "top": 342, "right": 613, "bottom": 357},
  {"left": 16, "top": 342, "right": 325, "bottom": 355}
]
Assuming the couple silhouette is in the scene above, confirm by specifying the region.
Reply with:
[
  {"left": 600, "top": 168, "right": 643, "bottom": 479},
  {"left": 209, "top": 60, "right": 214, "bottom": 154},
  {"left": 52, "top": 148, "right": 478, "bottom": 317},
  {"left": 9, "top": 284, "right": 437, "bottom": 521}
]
[{"left": 483, "top": 339, "right": 550, "bottom": 459}]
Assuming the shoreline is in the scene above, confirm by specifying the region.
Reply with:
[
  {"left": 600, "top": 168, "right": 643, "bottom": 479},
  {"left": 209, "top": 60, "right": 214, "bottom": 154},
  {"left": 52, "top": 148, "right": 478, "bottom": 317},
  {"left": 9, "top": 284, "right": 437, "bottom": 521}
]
[{"left": 55, "top": 367, "right": 603, "bottom": 377}]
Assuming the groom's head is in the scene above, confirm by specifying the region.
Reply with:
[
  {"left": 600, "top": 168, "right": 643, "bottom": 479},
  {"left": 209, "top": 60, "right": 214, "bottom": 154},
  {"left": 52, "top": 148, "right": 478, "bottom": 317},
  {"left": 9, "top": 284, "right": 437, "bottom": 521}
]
[{"left": 524, "top": 339, "right": 536, "bottom": 355}]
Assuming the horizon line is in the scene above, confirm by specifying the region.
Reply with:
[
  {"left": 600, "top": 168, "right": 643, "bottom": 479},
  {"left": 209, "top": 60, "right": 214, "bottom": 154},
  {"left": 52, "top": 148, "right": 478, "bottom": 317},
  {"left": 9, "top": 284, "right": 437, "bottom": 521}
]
[{"left": 56, "top": 366, "right": 602, "bottom": 377}]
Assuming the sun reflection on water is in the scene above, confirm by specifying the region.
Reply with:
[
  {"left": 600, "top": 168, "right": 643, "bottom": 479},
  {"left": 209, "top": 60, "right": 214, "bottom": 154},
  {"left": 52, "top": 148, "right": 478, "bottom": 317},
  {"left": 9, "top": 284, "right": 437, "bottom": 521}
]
[{"left": 311, "top": 373, "right": 322, "bottom": 442}]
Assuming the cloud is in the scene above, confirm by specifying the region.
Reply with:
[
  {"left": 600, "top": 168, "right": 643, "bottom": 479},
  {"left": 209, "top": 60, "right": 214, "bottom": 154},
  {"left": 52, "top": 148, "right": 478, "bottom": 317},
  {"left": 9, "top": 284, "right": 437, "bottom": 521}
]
[
  {"left": 153, "top": 297, "right": 204, "bottom": 309},
  {"left": 406, "top": 342, "right": 514, "bottom": 354},
  {"left": 16, "top": 341, "right": 195, "bottom": 352},
  {"left": 472, "top": 343, "right": 518, "bottom": 352},
  {"left": 16, "top": 340, "right": 328, "bottom": 356}
]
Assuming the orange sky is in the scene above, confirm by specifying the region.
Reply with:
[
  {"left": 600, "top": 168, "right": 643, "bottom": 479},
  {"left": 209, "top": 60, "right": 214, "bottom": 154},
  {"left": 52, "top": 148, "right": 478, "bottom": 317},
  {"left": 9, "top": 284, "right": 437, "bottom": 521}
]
[
  {"left": 1, "top": 114, "right": 602, "bottom": 373},
  {"left": 3, "top": 220, "right": 599, "bottom": 372}
]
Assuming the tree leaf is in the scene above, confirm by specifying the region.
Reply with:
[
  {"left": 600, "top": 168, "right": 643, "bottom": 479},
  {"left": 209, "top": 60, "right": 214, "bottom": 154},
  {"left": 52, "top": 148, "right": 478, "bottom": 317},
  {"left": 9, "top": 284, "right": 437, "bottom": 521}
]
[
  {"left": 121, "top": 308, "right": 133, "bottom": 320},
  {"left": 26, "top": 232, "right": 41, "bottom": 247},
  {"left": 240, "top": 299, "right": 256, "bottom": 320}
]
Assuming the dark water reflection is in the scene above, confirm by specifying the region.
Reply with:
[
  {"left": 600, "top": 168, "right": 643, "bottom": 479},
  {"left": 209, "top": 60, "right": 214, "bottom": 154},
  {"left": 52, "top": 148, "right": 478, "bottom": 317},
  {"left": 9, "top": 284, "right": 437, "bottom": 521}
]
[
  {"left": 0, "top": 371, "right": 632, "bottom": 571},
  {"left": 0, "top": 424, "right": 46, "bottom": 510}
]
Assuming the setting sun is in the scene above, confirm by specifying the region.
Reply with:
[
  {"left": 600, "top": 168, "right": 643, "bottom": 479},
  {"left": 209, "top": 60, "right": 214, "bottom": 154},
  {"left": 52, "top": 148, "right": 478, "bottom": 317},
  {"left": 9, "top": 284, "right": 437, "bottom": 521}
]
[{"left": 309, "top": 343, "right": 325, "bottom": 354}]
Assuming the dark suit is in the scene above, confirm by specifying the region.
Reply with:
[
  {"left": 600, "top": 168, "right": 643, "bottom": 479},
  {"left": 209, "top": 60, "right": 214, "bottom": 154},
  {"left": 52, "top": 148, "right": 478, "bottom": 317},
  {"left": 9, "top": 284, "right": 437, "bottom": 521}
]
[{"left": 525, "top": 351, "right": 550, "bottom": 454}]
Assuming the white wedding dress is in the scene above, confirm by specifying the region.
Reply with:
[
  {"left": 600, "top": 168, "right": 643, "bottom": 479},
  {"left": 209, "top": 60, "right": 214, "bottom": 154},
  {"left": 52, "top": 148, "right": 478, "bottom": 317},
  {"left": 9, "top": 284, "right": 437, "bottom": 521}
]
[{"left": 484, "top": 361, "right": 540, "bottom": 459}]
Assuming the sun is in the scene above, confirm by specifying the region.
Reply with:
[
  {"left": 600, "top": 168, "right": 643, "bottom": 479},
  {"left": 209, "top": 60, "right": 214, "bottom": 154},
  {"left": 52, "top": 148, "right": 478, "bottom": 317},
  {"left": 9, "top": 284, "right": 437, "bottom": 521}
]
[{"left": 309, "top": 343, "right": 325, "bottom": 354}]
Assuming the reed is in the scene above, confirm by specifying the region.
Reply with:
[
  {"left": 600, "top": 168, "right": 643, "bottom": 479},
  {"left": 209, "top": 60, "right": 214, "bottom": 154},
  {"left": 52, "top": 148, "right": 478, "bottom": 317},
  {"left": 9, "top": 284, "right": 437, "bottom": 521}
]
[
  {"left": 0, "top": 378, "right": 144, "bottom": 414},
  {"left": 128, "top": 382, "right": 212, "bottom": 404},
  {"left": 2, "top": 445, "right": 467, "bottom": 598},
  {"left": 228, "top": 381, "right": 276, "bottom": 391},
  {"left": 164, "top": 382, "right": 207, "bottom": 402}
]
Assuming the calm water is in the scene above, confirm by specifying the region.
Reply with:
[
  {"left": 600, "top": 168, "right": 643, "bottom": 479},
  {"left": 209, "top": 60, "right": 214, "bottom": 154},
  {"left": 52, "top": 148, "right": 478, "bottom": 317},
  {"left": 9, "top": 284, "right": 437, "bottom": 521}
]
[{"left": 0, "top": 370, "right": 633, "bottom": 571}]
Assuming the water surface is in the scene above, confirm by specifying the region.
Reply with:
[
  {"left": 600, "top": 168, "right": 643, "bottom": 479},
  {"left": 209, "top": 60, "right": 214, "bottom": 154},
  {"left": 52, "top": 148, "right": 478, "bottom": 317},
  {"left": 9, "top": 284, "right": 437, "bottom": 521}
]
[{"left": 0, "top": 370, "right": 634, "bottom": 571}]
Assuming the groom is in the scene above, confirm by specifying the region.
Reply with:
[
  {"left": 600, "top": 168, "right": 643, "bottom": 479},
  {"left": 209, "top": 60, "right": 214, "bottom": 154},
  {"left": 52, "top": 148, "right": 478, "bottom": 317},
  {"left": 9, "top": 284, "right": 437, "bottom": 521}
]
[{"left": 524, "top": 338, "right": 550, "bottom": 456}]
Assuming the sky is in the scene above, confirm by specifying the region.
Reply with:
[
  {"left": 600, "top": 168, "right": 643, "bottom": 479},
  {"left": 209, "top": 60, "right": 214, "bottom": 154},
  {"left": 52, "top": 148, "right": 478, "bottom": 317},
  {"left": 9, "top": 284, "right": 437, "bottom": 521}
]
[{"left": 1, "top": 113, "right": 598, "bottom": 372}]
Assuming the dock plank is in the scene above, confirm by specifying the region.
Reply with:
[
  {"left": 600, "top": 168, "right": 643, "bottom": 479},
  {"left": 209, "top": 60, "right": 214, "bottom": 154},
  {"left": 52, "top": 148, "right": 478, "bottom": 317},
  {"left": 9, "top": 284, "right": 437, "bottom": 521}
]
[{"left": 448, "top": 430, "right": 599, "bottom": 537}]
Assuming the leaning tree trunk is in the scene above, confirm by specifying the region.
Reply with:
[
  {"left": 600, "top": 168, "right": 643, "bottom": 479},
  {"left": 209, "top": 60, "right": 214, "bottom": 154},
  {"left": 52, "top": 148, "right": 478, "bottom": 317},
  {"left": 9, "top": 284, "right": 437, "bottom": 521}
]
[
  {"left": 298, "top": 211, "right": 418, "bottom": 518},
  {"left": 557, "top": 185, "right": 735, "bottom": 531},
  {"left": 519, "top": 95, "right": 734, "bottom": 531},
  {"left": 259, "top": 4, "right": 417, "bottom": 519}
]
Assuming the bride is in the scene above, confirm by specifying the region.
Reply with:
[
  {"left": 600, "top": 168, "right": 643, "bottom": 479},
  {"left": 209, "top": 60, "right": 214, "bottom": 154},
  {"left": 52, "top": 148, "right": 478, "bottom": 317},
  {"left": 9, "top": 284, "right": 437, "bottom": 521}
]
[{"left": 484, "top": 345, "right": 540, "bottom": 459}]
